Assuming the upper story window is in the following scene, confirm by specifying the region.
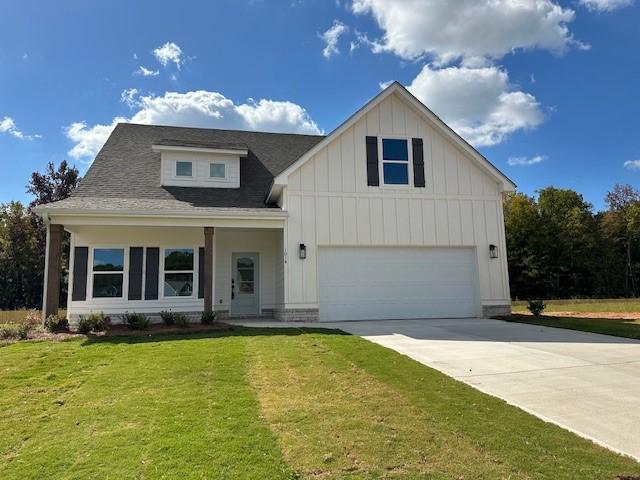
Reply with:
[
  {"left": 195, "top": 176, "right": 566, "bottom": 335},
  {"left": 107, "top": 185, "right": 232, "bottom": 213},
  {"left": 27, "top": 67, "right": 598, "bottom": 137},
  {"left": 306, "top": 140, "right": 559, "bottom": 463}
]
[
  {"left": 381, "top": 138, "right": 409, "bottom": 185},
  {"left": 210, "top": 163, "right": 225, "bottom": 179},
  {"left": 92, "top": 248, "right": 124, "bottom": 298},
  {"left": 176, "top": 161, "right": 193, "bottom": 177}
]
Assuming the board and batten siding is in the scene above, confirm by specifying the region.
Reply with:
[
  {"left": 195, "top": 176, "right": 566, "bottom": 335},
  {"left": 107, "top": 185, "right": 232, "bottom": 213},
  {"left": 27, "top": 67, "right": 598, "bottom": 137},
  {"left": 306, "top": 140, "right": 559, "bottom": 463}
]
[{"left": 282, "top": 91, "right": 510, "bottom": 311}]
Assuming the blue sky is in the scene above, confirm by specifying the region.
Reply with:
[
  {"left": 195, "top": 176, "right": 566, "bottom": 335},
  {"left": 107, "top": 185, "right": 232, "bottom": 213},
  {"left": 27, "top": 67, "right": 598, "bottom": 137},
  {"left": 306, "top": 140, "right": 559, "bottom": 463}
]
[{"left": 1, "top": 0, "right": 638, "bottom": 210}]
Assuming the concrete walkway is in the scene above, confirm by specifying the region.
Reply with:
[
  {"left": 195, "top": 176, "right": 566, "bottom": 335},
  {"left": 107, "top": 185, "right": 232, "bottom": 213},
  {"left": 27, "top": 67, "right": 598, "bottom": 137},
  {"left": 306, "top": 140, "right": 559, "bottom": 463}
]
[{"left": 234, "top": 317, "right": 640, "bottom": 461}]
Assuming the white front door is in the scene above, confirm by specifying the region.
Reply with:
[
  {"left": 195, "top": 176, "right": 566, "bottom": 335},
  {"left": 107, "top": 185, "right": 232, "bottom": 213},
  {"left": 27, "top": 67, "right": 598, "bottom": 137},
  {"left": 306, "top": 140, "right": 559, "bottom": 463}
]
[
  {"left": 231, "top": 252, "right": 259, "bottom": 316},
  {"left": 318, "top": 247, "right": 479, "bottom": 321}
]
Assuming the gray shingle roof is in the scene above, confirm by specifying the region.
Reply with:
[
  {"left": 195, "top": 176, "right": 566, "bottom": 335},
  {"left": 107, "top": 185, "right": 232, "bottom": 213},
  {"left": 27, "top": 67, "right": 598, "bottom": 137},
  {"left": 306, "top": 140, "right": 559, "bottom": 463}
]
[{"left": 53, "top": 123, "right": 324, "bottom": 211}]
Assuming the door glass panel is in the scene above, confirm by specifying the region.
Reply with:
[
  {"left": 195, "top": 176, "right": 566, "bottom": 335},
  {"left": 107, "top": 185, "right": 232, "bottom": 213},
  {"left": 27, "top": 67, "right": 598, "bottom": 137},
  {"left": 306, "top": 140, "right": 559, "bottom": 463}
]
[
  {"left": 237, "top": 257, "right": 254, "bottom": 268},
  {"left": 237, "top": 268, "right": 254, "bottom": 282},
  {"left": 238, "top": 281, "right": 254, "bottom": 293}
]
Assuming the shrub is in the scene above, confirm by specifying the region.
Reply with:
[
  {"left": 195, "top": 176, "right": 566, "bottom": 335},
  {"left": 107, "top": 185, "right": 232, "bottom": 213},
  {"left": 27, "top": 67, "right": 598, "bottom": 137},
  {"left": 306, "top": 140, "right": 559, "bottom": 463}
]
[
  {"left": 201, "top": 310, "right": 216, "bottom": 325},
  {"left": 173, "top": 312, "right": 190, "bottom": 328},
  {"left": 77, "top": 316, "right": 92, "bottom": 334},
  {"left": 17, "top": 323, "right": 32, "bottom": 340},
  {"left": 160, "top": 310, "right": 175, "bottom": 326},
  {"left": 527, "top": 300, "right": 546, "bottom": 316},
  {"left": 0, "top": 323, "right": 32, "bottom": 340},
  {"left": 24, "top": 309, "right": 41, "bottom": 325},
  {"left": 45, "top": 314, "right": 69, "bottom": 333},
  {"left": 76, "top": 312, "right": 109, "bottom": 334},
  {"left": 121, "top": 312, "right": 150, "bottom": 330},
  {"left": 87, "top": 312, "right": 108, "bottom": 332}
]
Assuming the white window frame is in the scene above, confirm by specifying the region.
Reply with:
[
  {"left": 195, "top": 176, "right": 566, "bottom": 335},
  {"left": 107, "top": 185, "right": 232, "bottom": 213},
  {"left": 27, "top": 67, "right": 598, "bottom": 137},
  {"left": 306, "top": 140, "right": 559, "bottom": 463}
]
[
  {"left": 378, "top": 136, "right": 414, "bottom": 188},
  {"left": 209, "top": 162, "right": 227, "bottom": 180},
  {"left": 90, "top": 246, "right": 128, "bottom": 300},
  {"left": 161, "top": 247, "right": 198, "bottom": 300},
  {"left": 175, "top": 161, "right": 193, "bottom": 178}
]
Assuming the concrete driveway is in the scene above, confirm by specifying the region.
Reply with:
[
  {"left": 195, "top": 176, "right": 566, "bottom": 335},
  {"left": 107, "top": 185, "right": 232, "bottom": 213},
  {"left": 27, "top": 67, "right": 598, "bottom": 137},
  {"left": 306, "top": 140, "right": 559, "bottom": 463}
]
[
  {"left": 237, "top": 317, "right": 640, "bottom": 460},
  {"left": 327, "top": 318, "right": 640, "bottom": 461}
]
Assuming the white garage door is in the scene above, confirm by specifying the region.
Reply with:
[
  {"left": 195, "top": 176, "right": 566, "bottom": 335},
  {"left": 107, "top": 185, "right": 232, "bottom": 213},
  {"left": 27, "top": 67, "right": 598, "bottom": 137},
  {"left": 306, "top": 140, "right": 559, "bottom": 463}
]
[{"left": 318, "top": 247, "right": 479, "bottom": 322}]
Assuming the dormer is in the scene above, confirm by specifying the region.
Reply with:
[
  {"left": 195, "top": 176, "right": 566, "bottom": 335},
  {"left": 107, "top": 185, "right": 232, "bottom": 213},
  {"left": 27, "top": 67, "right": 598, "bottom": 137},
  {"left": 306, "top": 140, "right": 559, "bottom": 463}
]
[{"left": 153, "top": 139, "right": 249, "bottom": 189}]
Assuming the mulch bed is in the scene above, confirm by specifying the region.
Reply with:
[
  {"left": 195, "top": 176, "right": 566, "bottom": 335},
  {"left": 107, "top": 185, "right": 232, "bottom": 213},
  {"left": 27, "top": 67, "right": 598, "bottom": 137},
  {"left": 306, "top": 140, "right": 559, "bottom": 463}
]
[
  {"left": 102, "top": 322, "right": 235, "bottom": 337},
  {"left": 1, "top": 322, "right": 236, "bottom": 345}
]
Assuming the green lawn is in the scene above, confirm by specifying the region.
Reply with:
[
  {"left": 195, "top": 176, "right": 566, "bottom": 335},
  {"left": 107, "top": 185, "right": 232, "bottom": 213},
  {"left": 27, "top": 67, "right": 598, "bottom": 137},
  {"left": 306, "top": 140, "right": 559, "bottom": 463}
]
[
  {"left": 512, "top": 298, "right": 640, "bottom": 313},
  {"left": 1, "top": 328, "right": 638, "bottom": 479},
  {"left": 504, "top": 314, "right": 640, "bottom": 340}
]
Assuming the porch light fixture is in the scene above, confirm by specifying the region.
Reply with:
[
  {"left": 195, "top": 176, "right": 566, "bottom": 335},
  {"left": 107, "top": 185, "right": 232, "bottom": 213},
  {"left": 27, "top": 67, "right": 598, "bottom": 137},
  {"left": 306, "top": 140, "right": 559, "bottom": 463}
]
[
  {"left": 299, "top": 243, "right": 307, "bottom": 259},
  {"left": 489, "top": 244, "right": 498, "bottom": 259}
]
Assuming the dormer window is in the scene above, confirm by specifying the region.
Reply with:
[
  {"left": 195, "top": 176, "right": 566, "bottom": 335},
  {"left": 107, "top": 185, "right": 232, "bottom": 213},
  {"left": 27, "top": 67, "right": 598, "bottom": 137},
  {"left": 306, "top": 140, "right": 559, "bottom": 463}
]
[
  {"left": 154, "top": 141, "right": 247, "bottom": 189},
  {"left": 176, "top": 161, "right": 193, "bottom": 177},
  {"left": 210, "top": 163, "right": 226, "bottom": 179}
]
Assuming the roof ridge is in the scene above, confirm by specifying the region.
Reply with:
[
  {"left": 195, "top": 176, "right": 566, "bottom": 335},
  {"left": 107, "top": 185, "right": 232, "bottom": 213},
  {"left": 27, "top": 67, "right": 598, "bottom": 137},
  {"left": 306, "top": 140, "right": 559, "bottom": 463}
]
[{"left": 117, "top": 122, "right": 326, "bottom": 138}]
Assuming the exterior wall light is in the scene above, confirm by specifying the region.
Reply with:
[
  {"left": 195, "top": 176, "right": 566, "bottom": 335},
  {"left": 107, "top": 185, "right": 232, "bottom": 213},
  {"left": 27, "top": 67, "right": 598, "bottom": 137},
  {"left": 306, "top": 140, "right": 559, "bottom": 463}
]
[
  {"left": 489, "top": 244, "right": 498, "bottom": 259},
  {"left": 299, "top": 243, "right": 307, "bottom": 259}
]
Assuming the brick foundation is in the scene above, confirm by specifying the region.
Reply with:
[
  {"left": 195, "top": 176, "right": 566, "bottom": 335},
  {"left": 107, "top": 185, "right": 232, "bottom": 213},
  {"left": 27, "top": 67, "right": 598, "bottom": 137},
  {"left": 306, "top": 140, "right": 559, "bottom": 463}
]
[
  {"left": 482, "top": 304, "right": 511, "bottom": 318},
  {"left": 274, "top": 308, "right": 319, "bottom": 322}
]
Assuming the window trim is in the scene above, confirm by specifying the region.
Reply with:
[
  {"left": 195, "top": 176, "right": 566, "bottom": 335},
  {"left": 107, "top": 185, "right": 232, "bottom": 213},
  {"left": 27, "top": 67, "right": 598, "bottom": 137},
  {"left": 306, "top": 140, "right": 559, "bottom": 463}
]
[
  {"left": 89, "top": 246, "right": 127, "bottom": 300},
  {"left": 160, "top": 247, "right": 198, "bottom": 300},
  {"left": 209, "top": 162, "right": 227, "bottom": 180},
  {"left": 175, "top": 160, "right": 194, "bottom": 178},
  {"left": 378, "top": 136, "right": 414, "bottom": 188}
]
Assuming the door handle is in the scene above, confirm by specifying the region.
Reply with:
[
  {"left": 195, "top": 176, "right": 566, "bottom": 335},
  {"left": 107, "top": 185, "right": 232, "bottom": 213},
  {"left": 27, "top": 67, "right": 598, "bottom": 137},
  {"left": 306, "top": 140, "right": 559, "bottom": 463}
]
[{"left": 231, "top": 279, "right": 235, "bottom": 300}]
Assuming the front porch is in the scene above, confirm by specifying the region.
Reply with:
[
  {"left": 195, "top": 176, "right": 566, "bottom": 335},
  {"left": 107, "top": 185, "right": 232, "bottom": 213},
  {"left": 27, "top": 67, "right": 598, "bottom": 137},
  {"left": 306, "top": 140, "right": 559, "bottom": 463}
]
[{"left": 42, "top": 222, "right": 288, "bottom": 325}]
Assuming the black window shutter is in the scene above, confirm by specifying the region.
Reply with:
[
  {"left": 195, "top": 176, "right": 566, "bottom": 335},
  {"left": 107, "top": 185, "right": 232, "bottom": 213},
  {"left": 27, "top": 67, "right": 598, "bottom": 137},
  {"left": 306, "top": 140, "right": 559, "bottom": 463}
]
[
  {"left": 412, "top": 138, "right": 426, "bottom": 188},
  {"left": 365, "top": 136, "right": 379, "bottom": 186},
  {"left": 145, "top": 247, "right": 159, "bottom": 300},
  {"left": 128, "top": 247, "right": 143, "bottom": 300},
  {"left": 198, "top": 247, "right": 205, "bottom": 299},
  {"left": 71, "top": 246, "right": 88, "bottom": 301}
]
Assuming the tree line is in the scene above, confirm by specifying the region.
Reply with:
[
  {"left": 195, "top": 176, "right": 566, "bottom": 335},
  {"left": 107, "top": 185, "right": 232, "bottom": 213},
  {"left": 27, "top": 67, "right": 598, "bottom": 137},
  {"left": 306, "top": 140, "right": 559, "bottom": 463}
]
[
  {"left": 0, "top": 161, "right": 638, "bottom": 309},
  {"left": 504, "top": 184, "right": 640, "bottom": 300}
]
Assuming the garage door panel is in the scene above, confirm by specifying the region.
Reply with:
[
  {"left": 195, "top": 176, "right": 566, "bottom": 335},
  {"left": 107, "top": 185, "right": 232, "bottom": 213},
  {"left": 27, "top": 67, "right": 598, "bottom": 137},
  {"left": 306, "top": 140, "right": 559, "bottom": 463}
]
[{"left": 318, "top": 247, "right": 478, "bottom": 321}]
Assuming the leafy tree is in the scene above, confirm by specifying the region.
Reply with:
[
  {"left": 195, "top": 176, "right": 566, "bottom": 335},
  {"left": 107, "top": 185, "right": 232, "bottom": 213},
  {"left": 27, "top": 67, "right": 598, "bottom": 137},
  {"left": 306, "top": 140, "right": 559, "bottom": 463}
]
[
  {"left": 0, "top": 202, "right": 42, "bottom": 309},
  {"left": 602, "top": 184, "right": 640, "bottom": 296},
  {"left": 25, "top": 160, "right": 81, "bottom": 308},
  {"left": 0, "top": 161, "right": 79, "bottom": 311}
]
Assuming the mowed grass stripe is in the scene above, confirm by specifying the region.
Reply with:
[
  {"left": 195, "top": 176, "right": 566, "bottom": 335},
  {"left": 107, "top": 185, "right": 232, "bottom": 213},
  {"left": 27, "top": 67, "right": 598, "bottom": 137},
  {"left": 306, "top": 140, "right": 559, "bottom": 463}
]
[
  {"left": 0, "top": 334, "right": 291, "bottom": 480},
  {"left": 247, "top": 329, "right": 639, "bottom": 479}
]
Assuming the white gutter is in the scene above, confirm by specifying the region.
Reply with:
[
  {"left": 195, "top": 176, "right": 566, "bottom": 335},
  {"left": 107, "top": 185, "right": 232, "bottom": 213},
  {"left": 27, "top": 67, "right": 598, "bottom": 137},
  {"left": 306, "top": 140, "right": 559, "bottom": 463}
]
[{"left": 33, "top": 205, "right": 287, "bottom": 220}]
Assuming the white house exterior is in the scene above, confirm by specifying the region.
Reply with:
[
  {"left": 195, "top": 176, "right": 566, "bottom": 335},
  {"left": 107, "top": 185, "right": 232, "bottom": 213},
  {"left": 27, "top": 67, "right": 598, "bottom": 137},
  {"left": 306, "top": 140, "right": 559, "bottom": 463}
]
[{"left": 37, "top": 82, "right": 514, "bottom": 325}]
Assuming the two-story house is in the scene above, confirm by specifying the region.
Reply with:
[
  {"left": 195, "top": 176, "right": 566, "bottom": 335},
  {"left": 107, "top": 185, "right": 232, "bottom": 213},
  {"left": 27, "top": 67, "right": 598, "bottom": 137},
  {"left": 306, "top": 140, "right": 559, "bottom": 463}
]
[{"left": 36, "top": 82, "right": 515, "bottom": 325}]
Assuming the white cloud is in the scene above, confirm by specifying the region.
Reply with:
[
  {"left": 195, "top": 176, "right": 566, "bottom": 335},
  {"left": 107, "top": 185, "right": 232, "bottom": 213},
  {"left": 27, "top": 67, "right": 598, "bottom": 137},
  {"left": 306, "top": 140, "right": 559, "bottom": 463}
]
[
  {"left": 624, "top": 159, "right": 640, "bottom": 170},
  {"left": 580, "top": 0, "right": 633, "bottom": 11},
  {"left": 120, "top": 88, "right": 140, "bottom": 108},
  {"left": 407, "top": 65, "right": 544, "bottom": 147},
  {"left": 65, "top": 90, "right": 322, "bottom": 161},
  {"left": 135, "top": 66, "right": 159, "bottom": 77},
  {"left": 0, "top": 116, "right": 40, "bottom": 140},
  {"left": 508, "top": 155, "right": 547, "bottom": 166},
  {"left": 352, "top": 0, "right": 582, "bottom": 64},
  {"left": 153, "top": 42, "right": 184, "bottom": 69},
  {"left": 320, "top": 20, "right": 349, "bottom": 59}
]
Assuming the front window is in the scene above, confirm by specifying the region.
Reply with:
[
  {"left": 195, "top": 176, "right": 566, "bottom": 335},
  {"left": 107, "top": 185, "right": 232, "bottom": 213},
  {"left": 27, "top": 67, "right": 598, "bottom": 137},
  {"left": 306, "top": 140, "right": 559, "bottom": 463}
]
[
  {"left": 382, "top": 138, "right": 409, "bottom": 185},
  {"left": 210, "top": 163, "right": 225, "bottom": 178},
  {"left": 92, "top": 248, "right": 124, "bottom": 298},
  {"left": 176, "top": 161, "right": 192, "bottom": 177},
  {"left": 164, "top": 248, "right": 194, "bottom": 297}
]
